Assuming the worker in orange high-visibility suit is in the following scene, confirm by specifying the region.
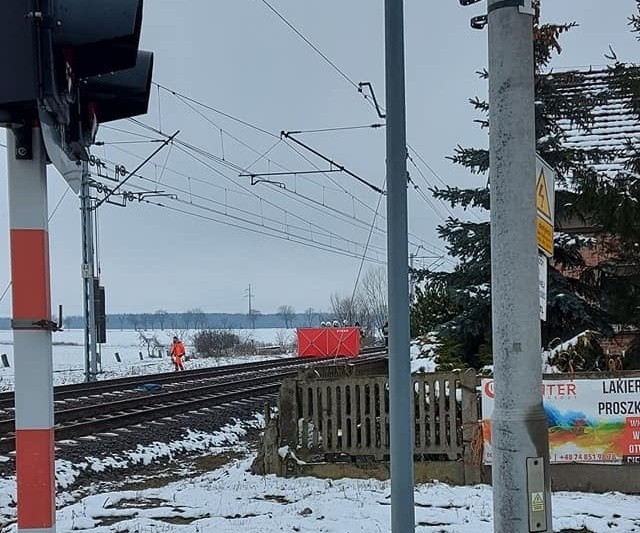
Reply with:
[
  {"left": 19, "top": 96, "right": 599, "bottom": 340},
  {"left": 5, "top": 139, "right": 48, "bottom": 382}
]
[{"left": 170, "top": 336, "right": 186, "bottom": 371}]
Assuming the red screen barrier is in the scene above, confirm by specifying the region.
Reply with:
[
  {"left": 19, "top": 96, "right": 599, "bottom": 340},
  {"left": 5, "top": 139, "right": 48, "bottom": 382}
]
[{"left": 297, "top": 327, "right": 360, "bottom": 357}]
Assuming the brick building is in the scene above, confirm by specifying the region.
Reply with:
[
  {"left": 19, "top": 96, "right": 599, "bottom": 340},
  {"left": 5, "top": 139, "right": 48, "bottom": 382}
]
[{"left": 550, "top": 67, "right": 640, "bottom": 358}]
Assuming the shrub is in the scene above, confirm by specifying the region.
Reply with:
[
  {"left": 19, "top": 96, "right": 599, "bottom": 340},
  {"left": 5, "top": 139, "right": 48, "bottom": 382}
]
[{"left": 193, "top": 329, "right": 241, "bottom": 357}]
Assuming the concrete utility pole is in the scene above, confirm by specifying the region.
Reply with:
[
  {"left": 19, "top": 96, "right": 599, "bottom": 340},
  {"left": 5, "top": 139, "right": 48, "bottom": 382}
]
[
  {"left": 384, "top": 0, "right": 415, "bottom": 531},
  {"left": 81, "top": 160, "right": 99, "bottom": 381},
  {"left": 487, "top": 1, "right": 553, "bottom": 531},
  {"left": 8, "top": 127, "right": 56, "bottom": 531}
]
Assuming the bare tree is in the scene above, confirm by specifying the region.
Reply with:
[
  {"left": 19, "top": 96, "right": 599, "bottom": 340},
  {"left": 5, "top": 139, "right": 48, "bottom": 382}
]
[
  {"left": 303, "top": 307, "right": 317, "bottom": 327},
  {"left": 128, "top": 314, "right": 140, "bottom": 331},
  {"left": 139, "top": 313, "right": 153, "bottom": 330},
  {"left": 329, "top": 293, "right": 358, "bottom": 323},
  {"left": 248, "top": 309, "right": 261, "bottom": 329},
  {"left": 63, "top": 316, "right": 74, "bottom": 329},
  {"left": 277, "top": 305, "right": 296, "bottom": 328},
  {"left": 359, "top": 266, "right": 388, "bottom": 328},
  {"left": 274, "top": 329, "right": 294, "bottom": 350},
  {"left": 154, "top": 309, "right": 169, "bottom": 330},
  {"left": 115, "top": 314, "right": 127, "bottom": 330},
  {"left": 183, "top": 309, "right": 195, "bottom": 329},
  {"left": 188, "top": 307, "right": 207, "bottom": 329},
  {"left": 138, "top": 331, "right": 164, "bottom": 358},
  {"left": 327, "top": 267, "right": 387, "bottom": 339}
]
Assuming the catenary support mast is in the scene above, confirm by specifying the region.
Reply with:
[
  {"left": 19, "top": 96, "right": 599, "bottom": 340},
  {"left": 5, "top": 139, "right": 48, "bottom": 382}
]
[
  {"left": 81, "top": 160, "right": 99, "bottom": 382},
  {"left": 384, "top": 0, "right": 415, "bottom": 531},
  {"left": 488, "top": 1, "right": 553, "bottom": 531}
]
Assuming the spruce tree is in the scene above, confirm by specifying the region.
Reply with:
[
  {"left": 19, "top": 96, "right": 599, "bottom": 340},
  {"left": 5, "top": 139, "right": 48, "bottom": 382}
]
[{"left": 411, "top": 5, "right": 640, "bottom": 369}]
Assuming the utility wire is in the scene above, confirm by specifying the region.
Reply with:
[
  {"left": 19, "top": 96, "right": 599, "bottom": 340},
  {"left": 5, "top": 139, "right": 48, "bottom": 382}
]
[
  {"left": 124, "top": 89, "right": 452, "bottom": 257},
  {"left": 136, "top": 90, "right": 448, "bottom": 240},
  {"left": 351, "top": 178, "right": 386, "bottom": 305},
  {"left": 104, "top": 178, "right": 386, "bottom": 263},
  {"left": 99, "top": 142, "right": 390, "bottom": 256},
  {"left": 259, "top": 0, "right": 360, "bottom": 90},
  {"left": 108, "top": 143, "right": 398, "bottom": 252},
  {"left": 255, "top": 1, "right": 461, "bottom": 223},
  {"left": 288, "top": 124, "right": 385, "bottom": 134},
  {"left": 108, "top": 125, "right": 444, "bottom": 256},
  {"left": 49, "top": 186, "right": 71, "bottom": 221},
  {"left": 110, "top": 119, "right": 448, "bottom": 257},
  {"left": 153, "top": 82, "right": 276, "bottom": 138}
]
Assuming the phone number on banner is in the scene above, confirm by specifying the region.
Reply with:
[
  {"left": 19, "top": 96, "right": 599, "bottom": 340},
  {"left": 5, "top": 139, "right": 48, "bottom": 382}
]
[{"left": 555, "top": 452, "right": 619, "bottom": 463}]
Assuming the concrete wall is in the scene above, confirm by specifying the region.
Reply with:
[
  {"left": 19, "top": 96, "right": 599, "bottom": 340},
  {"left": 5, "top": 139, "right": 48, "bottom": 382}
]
[{"left": 253, "top": 368, "right": 640, "bottom": 494}]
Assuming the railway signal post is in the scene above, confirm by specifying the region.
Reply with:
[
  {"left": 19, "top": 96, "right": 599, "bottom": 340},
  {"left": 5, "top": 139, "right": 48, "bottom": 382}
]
[
  {"left": 1, "top": 1, "right": 153, "bottom": 529},
  {"left": 8, "top": 126, "right": 57, "bottom": 532}
]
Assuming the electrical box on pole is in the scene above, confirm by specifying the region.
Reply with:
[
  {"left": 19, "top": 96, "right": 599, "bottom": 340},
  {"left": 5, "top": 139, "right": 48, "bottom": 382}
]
[{"left": 93, "top": 280, "right": 106, "bottom": 345}]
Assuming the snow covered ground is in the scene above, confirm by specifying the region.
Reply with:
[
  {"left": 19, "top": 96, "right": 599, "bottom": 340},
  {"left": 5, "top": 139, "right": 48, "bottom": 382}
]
[
  {"left": 0, "top": 329, "right": 638, "bottom": 532},
  {"left": 0, "top": 328, "right": 298, "bottom": 391}
]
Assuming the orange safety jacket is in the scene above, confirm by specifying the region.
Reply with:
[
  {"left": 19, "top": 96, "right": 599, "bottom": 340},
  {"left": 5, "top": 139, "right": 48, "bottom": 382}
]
[{"left": 171, "top": 341, "right": 186, "bottom": 358}]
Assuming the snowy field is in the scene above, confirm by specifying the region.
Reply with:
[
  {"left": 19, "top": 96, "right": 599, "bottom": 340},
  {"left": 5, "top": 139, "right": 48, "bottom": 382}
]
[
  {"left": 0, "top": 329, "right": 638, "bottom": 532},
  {"left": 0, "top": 328, "right": 298, "bottom": 391}
]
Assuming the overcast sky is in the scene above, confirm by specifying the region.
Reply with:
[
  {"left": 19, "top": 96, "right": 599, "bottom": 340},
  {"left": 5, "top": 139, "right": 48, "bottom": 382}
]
[{"left": 0, "top": 0, "right": 638, "bottom": 316}]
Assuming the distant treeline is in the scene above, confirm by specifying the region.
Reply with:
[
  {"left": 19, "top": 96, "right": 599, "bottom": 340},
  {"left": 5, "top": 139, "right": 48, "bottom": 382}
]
[{"left": 0, "top": 312, "right": 330, "bottom": 331}]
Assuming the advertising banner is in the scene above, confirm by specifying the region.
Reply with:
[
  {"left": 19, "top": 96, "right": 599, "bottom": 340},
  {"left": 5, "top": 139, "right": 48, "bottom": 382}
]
[{"left": 481, "top": 377, "right": 640, "bottom": 465}]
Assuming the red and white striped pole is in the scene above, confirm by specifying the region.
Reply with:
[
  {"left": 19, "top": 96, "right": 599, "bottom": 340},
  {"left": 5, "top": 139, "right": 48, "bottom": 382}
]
[{"left": 7, "top": 126, "right": 56, "bottom": 532}]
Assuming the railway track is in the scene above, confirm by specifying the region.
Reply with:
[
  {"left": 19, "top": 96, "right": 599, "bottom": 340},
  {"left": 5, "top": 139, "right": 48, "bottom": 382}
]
[
  {"left": 0, "top": 348, "right": 387, "bottom": 453},
  {"left": 0, "top": 347, "right": 385, "bottom": 411}
]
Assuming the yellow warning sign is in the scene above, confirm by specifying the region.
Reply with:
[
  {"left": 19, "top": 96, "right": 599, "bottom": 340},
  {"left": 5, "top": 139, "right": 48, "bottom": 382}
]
[
  {"left": 536, "top": 169, "right": 551, "bottom": 219},
  {"left": 531, "top": 492, "right": 545, "bottom": 512},
  {"left": 537, "top": 216, "right": 553, "bottom": 257}
]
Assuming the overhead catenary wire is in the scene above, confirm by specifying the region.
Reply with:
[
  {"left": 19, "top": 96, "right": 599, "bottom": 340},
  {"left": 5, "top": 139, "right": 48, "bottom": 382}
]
[
  {"left": 139, "top": 87, "right": 454, "bottom": 250},
  {"left": 123, "top": 83, "right": 453, "bottom": 259},
  {"left": 97, "top": 146, "right": 390, "bottom": 257},
  {"left": 108, "top": 144, "right": 408, "bottom": 254},
  {"left": 259, "top": 0, "right": 361, "bottom": 91},
  {"left": 350, "top": 178, "right": 386, "bottom": 306},
  {"left": 112, "top": 118, "right": 450, "bottom": 260},
  {"left": 254, "top": 0, "right": 463, "bottom": 223},
  {"left": 94, "top": 130, "right": 179, "bottom": 209},
  {"left": 107, "top": 126, "right": 447, "bottom": 258},
  {"left": 108, "top": 178, "right": 387, "bottom": 264}
]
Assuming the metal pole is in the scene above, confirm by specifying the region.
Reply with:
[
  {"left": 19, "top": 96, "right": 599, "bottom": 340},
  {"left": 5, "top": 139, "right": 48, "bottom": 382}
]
[
  {"left": 8, "top": 126, "right": 56, "bottom": 532},
  {"left": 384, "top": 0, "right": 415, "bottom": 531},
  {"left": 488, "top": 1, "right": 552, "bottom": 531},
  {"left": 80, "top": 160, "right": 98, "bottom": 381}
]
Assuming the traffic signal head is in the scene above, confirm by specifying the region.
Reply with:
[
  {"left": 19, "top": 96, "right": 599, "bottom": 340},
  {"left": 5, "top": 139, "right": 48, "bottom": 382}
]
[
  {"left": 82, "top": 51, "right": 154, "bottom": 125},
  {"left": 64, "top": 50, "right": 154, "bottom": 159},
  {"left": 50, "top": 0, "right": 143, "bottom": 78},
  {"left": 0, "top": 0, "right": 39, "bottom": 124},
  {"left": 41, "top": 0, "right": 146, "bottom": 126},
  {"left": 0, "top": 0, "right": 148, "bottom": 128}
]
